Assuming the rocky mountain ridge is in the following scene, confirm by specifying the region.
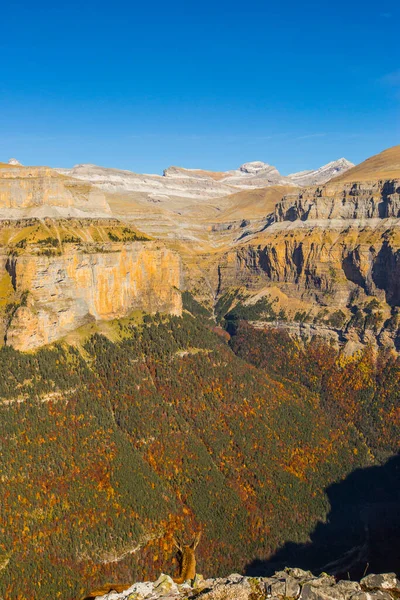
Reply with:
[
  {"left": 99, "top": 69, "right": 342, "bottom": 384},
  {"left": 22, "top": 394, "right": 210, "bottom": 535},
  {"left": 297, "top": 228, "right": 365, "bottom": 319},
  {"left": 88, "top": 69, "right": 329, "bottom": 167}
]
[
  {"left": 57, "top": 158, "right": 353, "bottom": 201},
  {"left": 177, "top": 146, "right": 400, "bottom": 355},
  {"left": 275, "top": 179, "right": 400, "bottom": 222},
  {"left": 209, "top": 211, "right": 400, "bottom": 353},
  {"left": 287, "top": 158, "right": 354, "bottom": 186}
]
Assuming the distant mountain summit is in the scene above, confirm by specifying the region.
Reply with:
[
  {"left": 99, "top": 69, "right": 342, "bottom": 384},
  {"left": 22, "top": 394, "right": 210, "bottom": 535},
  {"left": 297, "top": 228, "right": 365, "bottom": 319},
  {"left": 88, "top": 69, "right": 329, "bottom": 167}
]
[
  {"left": 287, "top": 158, "right": 354, "bottom": 186},
  {"left": 240, "top": 161, "right": 271, "bottom": 174}
]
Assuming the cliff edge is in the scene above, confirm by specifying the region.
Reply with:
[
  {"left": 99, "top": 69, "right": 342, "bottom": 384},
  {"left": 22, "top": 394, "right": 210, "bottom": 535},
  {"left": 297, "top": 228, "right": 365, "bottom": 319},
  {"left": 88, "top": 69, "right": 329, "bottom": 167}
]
[{"left": 86, "top": 570, "right": 400, "bottom": 600}]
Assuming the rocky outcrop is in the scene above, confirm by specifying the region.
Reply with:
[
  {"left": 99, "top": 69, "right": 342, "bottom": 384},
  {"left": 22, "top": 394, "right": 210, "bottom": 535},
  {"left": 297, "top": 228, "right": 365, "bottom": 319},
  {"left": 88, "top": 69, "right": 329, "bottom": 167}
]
[
  {"left": 219, "top": 227, "right": 399, "bottom": 305},
  {"left": 2, "top": 242, "right": 182, "bottom": 350},
  {"left": 275, "top": 180, "right": 400, "bottom": 222},
  {"left": 87, "top": 570, "right": 400, "bottom": 600}
]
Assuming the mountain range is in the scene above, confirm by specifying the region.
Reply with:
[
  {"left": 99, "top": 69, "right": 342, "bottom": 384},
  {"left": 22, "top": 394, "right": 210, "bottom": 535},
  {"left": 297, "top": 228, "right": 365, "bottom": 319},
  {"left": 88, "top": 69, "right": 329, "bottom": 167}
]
[
  {"left": 0, "top": 145, "right": 399, "bottom": 599},
  {"left": 57, "top": 157, "right": 353, "bottom": 201},
  {"left": 0, "top": 146, "right": 398, "bottom": 353}
]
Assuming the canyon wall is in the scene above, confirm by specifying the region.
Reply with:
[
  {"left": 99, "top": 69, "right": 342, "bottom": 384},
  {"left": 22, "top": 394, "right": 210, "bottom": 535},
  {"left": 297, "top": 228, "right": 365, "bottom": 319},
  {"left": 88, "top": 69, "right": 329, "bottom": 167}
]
[
  {"left": 1, "top": 242, "right": 182, "bottom": 350},
  {"left": 228, "top": 229, "right": 400, "bottom": 306},
  {"left": 0, "top": 164, "right": 182, "bottom": 351},
  {"left": 204, "top": 174, "right": 400, "bottom": 352},
  {"left": 0, "top": 149, "right": 399, "bottom": 352},
  {"left": 275, "top": 179, "right": 400, "bottom": 222}
]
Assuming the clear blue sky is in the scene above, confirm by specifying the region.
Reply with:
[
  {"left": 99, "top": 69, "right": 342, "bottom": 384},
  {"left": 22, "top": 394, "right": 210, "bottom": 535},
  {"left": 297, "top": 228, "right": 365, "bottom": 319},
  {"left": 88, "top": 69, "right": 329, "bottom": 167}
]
[{"left": 0, "top": 0, "right": 399, "bottom": 174}]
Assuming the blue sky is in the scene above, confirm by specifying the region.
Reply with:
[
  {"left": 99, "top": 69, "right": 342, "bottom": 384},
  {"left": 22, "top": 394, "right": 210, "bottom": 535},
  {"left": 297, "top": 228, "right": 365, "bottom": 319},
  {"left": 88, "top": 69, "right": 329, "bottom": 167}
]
[{"left": 0, "top": 0, "right": 399, "bottom": 174}]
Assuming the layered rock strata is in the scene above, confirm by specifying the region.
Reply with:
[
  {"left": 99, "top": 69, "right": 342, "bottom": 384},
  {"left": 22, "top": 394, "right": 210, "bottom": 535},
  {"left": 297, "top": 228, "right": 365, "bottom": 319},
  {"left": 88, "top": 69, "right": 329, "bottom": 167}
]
[
  {"left": 57, "top": 158, "right": 352, "bottom": 203},
  {"left": 2, "top": 242, "right": 182, "bottom": 350},
  {"left": 205, "top": 167, "right": 400, "bottom": 352},
  {"left": 0, "top": 165, "right": 111, "bottom": 218},
  {"left": 0, "top": 147, "right": 398, "bottom": 351},
  {"left": 275, "top": 180, "right": 400, "bottom": 222},
  {"left": 0, "top": 162, "right": 183, "bottom": 351}
]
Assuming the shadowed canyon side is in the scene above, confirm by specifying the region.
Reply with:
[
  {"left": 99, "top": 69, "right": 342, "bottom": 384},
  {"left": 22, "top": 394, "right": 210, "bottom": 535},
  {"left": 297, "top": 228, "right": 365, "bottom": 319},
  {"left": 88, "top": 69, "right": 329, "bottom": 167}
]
[{"left": 245, "top": 453, "right": 400, "bottom": 579}]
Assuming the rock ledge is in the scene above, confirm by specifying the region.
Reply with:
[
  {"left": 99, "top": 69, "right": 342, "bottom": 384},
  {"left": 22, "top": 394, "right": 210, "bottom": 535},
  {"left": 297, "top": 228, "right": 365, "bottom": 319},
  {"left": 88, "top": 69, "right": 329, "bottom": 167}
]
[{"left": 90, "top": 569, "right": 400, "bottom": 600}]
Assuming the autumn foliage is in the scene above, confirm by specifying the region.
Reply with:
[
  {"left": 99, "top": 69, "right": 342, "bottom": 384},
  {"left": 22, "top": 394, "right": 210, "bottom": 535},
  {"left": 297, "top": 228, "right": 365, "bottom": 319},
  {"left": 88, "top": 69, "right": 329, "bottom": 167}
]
[{"left": 0, "top": 315, "right": 398, "bottom": 599}]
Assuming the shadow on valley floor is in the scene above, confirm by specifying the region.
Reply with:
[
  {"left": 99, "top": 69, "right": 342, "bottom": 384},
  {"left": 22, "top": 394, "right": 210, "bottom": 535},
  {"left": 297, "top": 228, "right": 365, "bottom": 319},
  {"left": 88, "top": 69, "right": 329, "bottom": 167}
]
[{"left": 245, "top": 453, "right": 400, "bottom": 579}]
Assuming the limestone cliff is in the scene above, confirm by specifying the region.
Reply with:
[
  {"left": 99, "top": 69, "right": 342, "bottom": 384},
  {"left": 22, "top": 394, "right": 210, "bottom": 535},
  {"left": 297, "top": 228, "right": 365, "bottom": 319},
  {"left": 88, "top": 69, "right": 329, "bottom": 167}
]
[
  {"left": 0, "top": 162, "right": 182, "bottom": 350},
  {"left": 2, "top": 241, "right": 182, "bottom": 350},
  {"left": 192, "top": 148, "right": 400, "bottom": 353},
  {"left": 275, "top": 179, "right": 400, "bottom": 222},
  {"left": 0, "top": 164, "right": 111, "bottom": 218},
  {"left": 230, "top": 226, "right": 399, "bottom": 304}
]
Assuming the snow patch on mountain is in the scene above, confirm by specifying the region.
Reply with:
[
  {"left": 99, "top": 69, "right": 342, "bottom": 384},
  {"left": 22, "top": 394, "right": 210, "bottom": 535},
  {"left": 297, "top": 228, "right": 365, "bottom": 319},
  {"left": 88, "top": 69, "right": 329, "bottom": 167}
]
[
  {"left": 287, "top": 158, "right": 354, "bottom": 186},
  {"left": 56, "top": 158, "right": 354, "bottom": 201}
]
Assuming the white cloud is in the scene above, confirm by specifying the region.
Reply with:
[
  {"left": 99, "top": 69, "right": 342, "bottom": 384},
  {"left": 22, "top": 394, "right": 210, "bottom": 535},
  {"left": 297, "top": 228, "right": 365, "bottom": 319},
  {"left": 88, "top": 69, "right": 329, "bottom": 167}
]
[{"left": 295, "top": 133, "right": 326, "bottom": 141}]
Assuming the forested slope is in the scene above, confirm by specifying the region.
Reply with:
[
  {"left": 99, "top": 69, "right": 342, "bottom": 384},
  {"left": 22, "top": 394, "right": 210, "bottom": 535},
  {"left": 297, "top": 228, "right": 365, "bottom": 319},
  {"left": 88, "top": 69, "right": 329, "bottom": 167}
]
[{"left": 0, "top": 314, "right": 398, "bottom": 599}]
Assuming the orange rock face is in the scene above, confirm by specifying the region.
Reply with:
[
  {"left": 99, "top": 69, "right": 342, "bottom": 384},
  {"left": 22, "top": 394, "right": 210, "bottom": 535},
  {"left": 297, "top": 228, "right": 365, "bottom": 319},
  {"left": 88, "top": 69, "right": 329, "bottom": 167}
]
[{"left": 4, "top": 242, "right": 182, "bottom": 350}]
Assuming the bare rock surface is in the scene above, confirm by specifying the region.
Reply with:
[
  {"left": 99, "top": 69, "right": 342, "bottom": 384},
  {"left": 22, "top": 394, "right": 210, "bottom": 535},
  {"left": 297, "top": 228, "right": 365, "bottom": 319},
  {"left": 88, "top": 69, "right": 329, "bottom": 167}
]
[
  {"left": 3, "top": 242, "right": 182, "bottom": 351},
  {"left": 361, "top": 573, "right": 400, "bottom": 592},
  {"left": 287, "top": 159, "right": 354, "bottom": 186},
  {"left": 7, "top": 157, "right": 22, "bottom": 166},
  {"left": 0, "top": 146, "right": 398, "bottom": 353},
  {"left": 0, "top": 164, "right": 111, "bottom": 218},
  {"left": 89, "top": 570, "right": 400, "bottom": 600},
  {"left": 275, "top": 180, "right": 400, "bottom": 222},
  {"left": 58, "top": 163, "right": 238, "bottom": 200},
  {"left": 56, "top": 158, "right": 353, "bottom": 203}
]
